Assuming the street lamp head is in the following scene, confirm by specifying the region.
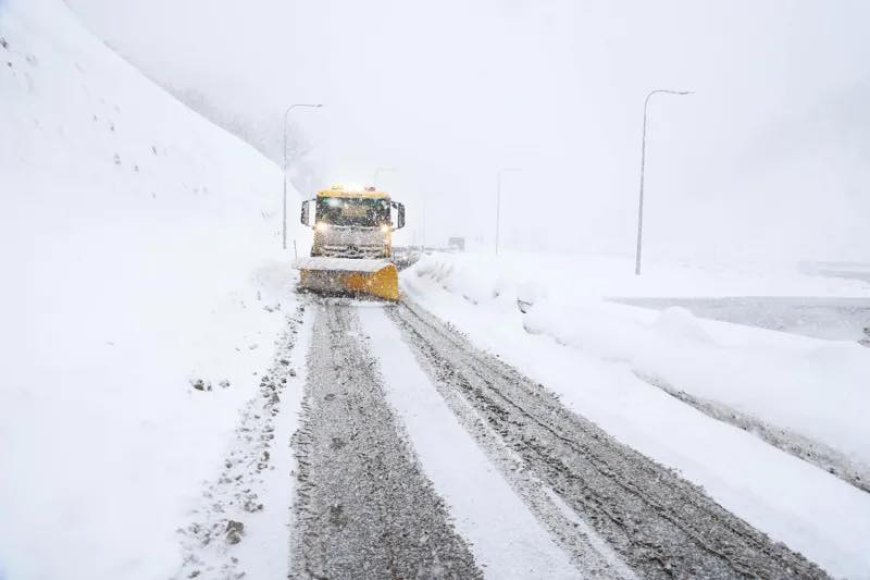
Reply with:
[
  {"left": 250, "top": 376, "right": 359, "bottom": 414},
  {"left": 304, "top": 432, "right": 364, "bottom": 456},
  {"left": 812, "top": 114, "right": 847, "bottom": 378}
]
[
  {"left": 646, "top": 89, "right": 694, "bottom": 101},
  {"left": 285, "top": 103, "right": 324, "bottom": 115}
]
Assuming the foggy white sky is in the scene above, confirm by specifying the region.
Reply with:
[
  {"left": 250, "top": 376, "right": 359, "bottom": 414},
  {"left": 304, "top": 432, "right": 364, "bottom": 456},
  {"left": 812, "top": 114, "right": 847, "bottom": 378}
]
[{"left": 67, "top": 0, "right": 870, "bottom": 262}]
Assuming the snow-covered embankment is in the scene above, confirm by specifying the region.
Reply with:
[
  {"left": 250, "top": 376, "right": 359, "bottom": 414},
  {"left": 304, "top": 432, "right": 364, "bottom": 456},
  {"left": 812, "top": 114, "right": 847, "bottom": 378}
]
[{"left": 0, "top": 1, "right": 298, "bottom": 577}]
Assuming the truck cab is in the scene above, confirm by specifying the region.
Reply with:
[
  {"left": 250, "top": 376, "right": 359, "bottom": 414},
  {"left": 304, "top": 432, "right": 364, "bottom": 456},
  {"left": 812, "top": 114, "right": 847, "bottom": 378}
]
[{"left": 300, "top": 185, "right": 405, "bottom": 259}]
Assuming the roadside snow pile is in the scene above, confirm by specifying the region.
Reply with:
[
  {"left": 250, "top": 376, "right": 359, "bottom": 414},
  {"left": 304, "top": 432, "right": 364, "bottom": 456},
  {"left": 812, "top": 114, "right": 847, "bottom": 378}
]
[
  {"left": 615, "top": 296, "right": 870, "bottom": 342},
  {"left": 408, "top": 252, "right": 870, "bottom": 482},
  {"left": 524, "top": 302, "right": 870, "bottom": 477},
  {"left": 174, "top": 305, "right": 309, "bottom": 580},
  {"left": 405, "top": 251, "right": 870, "bottom": 578},
  {"left": 652, "top": 306, "right": 716, "bottom": 342},
  {"left": 0, "top": 1, "right": 299, "bottom": 578},
  {"left": 413, "top": 250, "right": 870, "bottom": 300}
]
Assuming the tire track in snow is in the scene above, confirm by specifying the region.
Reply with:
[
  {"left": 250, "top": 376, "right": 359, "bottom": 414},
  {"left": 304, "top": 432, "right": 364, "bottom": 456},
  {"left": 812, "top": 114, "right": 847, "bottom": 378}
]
[
  {"left": 290, "top": 300, "right": 482, "bottom": 580},
  {"left": 390, "top": 299, "right": 827, "bottom": 579},
  {"left": 359, "top": 306, "right": 611, "bottom": 580}
]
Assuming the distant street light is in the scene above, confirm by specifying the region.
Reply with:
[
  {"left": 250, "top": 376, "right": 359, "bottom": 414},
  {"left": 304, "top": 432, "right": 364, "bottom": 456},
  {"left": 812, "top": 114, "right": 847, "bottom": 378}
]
[
  {"left": 496, "top": 168, "right": 521, "bottom": 256},
  {"left": 635, "top": 89, "right": 692, "bottom": 275},
  {"left": 373, "top": 167, "right": 398, "bottom": 189},
  {"left": 282, "top": 103, "right": 323, "bottom": 250}
]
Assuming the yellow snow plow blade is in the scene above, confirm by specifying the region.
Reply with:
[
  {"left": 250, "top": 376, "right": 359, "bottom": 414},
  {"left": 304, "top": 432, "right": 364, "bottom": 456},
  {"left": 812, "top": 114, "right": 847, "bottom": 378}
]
[{"left": 294, "top": 258, "right": 399, "bottom": 301}]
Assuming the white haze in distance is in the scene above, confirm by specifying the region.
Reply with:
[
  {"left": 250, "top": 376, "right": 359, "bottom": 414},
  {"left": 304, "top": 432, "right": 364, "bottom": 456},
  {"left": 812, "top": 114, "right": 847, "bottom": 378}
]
[{"left": 67, "top": 0, "right": 870, "bottom": 262}]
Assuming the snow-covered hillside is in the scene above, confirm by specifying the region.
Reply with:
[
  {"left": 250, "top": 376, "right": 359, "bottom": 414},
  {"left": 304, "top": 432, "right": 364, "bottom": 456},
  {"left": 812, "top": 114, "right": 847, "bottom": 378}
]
[
  {"left": 62, "top": 0, "right": 870, "bottom": 263},
  {"left": 0, "top": 1, "right": 299, "bottom": 577}
]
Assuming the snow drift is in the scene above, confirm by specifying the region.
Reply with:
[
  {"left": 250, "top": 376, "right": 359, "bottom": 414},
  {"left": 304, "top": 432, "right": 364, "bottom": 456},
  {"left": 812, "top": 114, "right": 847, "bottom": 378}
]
[{"left": 0, "top": 1, "right": 299, "bottom": 577}]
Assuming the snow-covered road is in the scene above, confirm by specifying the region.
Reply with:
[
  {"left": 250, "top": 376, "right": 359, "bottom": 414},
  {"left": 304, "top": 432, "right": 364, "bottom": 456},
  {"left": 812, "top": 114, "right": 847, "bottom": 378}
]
[
  {"left": 142, "top": 243, "right": 870, "bottom": 580},
  {"left": 290, "top": 302, "right": 481, "bottom": 579},
  {"left": 174, "top": 294, "right": 861, "bottom": 579},
  {"left": 384, "top": 299, "right": 824, "bottom": 579},
  {"left": 6, "top": 0, "right": 870, "bottom": 577}
]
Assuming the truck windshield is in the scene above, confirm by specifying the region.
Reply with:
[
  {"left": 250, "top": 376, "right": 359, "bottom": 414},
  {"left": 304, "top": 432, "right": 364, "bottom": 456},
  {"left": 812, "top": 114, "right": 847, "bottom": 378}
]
[{"left": 316, "top": 197, "right": 390, "bottom": 227}]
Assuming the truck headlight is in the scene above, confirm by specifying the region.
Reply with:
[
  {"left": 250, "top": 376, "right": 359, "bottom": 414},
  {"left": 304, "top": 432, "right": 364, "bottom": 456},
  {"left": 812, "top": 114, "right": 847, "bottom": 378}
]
[
  {"left": 380, "top": 224, "right": 391, "bottom": 233},
  {"left": 315, "top": 222, "right": 329, "bottom": 233}
]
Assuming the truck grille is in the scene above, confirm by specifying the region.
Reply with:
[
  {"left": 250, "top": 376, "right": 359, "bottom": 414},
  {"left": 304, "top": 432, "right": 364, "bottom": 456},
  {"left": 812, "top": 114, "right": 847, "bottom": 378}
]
[{"left": 320, "top": 245, "right": 386, "bottom": 259}]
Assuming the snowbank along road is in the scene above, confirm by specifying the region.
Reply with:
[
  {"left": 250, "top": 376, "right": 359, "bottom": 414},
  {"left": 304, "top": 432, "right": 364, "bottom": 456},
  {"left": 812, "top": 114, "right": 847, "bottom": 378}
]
[{"left": 279, "top": 297, "right": 827, "bottom": 579}]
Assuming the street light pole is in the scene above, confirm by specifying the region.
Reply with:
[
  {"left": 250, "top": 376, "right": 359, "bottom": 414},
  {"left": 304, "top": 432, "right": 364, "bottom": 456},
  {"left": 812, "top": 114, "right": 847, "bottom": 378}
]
[
  {"left": 373, "top": 167, "right": 398, "bottom": 189},
  {"left": 282, "top": 103, "right": 323, "bottom": 250},
  {"left": 635, "top": 89, "right": 692, "bottom": 275},
  {"left": 496, "top": 168, "right": 521, "bottom": 256}
]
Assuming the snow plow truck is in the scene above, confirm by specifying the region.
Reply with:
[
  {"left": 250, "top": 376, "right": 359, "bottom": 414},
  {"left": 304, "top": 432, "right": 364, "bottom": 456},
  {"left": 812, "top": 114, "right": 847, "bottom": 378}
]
[{"left": 294, "top": 185, "right": 406, "bottom": 301}]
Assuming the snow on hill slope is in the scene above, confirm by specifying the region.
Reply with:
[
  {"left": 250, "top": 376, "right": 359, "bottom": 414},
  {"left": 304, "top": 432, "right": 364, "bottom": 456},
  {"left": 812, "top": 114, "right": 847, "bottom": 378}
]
[{"left": 0, "top": 1, "right": 298, "bottom": 578}]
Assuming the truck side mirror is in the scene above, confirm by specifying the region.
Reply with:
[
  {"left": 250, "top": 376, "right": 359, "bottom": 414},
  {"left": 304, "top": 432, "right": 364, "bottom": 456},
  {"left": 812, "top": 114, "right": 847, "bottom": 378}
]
[
  {"left": 300, "top": 199, "right": 314, "bottom": 227},
  {"left": 392, "top": 201, "right": 406, "bottom": 230}
]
